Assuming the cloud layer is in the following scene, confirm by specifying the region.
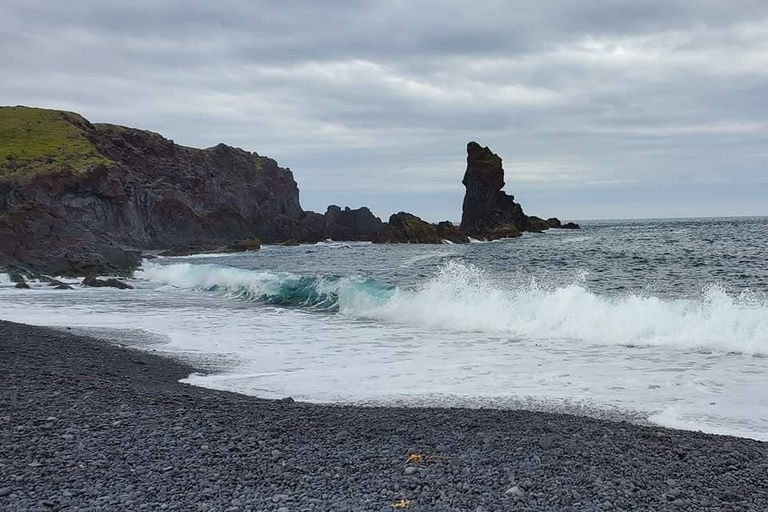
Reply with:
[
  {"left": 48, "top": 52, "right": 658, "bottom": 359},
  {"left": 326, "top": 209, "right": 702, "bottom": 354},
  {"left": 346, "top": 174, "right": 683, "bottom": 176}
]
[{"left": 3, "top": 0, "right": 767, "bottom": 220}]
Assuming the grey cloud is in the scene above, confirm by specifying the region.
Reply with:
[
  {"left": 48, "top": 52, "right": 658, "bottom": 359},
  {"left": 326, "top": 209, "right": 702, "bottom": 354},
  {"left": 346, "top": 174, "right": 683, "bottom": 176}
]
[{"left": 1, "top": 0, "right": 767, "bottom": 220}]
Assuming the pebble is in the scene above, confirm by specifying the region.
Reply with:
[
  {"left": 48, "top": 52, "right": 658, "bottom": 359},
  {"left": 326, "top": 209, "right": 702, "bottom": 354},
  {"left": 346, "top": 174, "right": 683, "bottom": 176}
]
[
  {"left": 404, "top": 466, "right": 418, "bottom": 476},
  {"left": 0, "top": 488, "right": 11, "bottom": 497},
  {"left": 505, "top": 486, "right": 524, "bottom": 498},
  {"left": 539, "top": 436, "right": 555, "bottom": 450}
]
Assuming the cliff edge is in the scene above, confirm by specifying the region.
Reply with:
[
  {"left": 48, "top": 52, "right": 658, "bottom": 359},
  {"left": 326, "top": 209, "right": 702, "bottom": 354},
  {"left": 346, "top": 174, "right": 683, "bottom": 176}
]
[{"left": 0, "top": 106, "right": 324, "bottom": 274}]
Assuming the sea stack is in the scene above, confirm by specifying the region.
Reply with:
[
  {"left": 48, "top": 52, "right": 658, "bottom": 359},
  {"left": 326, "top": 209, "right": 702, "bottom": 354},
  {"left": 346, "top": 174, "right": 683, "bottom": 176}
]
[
  {"left": 459, "top": 142, "right": 579, "bottom": 239},
  {"left": 459, "top": 142, "right": 528, "bottom": 239}
]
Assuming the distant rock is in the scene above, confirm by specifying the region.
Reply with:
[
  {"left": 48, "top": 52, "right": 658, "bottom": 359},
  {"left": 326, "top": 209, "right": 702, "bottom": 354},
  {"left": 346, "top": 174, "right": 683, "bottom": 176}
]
[
  {"left": 372, "top": 212, "right": 443, "bottom": 244},
  {"left": 82, "top": 276, "right": 133, "bottom": 289},
  {"left": 546, "top": 217, "right": 562, "bottom": 229},
  {"left": 159, "top": 238, "right": 262, "bottom": 257},
  {"left": 526, "top": 216, "right": 550, "bottom": 233},
  {"left": 435, "top": 221, "right": 469, "bottom": 244},
  {"left": 282, "top": 239, "right": 300, "bottom": 246},
  {"left": 228, "top": 238, "right": 262, "bottom": 252},
  {"left": 158, "top": 244, "right": 215, "bottom": 257},
  {"left": 324, "top": 205, "right": 385, "bottom": 241},
  {"left": 546, "top": 217, "right": 580, "bottom": 229},
  {"left": 8, "top": 271, "right": 26, "bottom": 284},
  {"left": 53, "top": 284, "right": 74, "bottom": 290},
  {"left": 14, "top": 281, "right": 30, "bottom": 289},
  {"left": 459, "top": 142, "right": 528, "bottom": 240}
]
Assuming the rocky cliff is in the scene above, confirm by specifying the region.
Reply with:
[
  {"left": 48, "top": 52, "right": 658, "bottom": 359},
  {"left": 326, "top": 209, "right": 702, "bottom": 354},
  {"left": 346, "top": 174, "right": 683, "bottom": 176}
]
[
  {"left": 324, "top": 205, "right": 385, "bottom": 241},
  {"left": 0, "top": 106, "right": 327, "bottom": 274},
  {"left": 0, "top": 107, "right": 581, "bottom": 273},
  {"left": 460, "top": 142, "right": 578, "bottom": 239},
  {"left": 372, "top": 213, "right": 468, "bottom": 244}
]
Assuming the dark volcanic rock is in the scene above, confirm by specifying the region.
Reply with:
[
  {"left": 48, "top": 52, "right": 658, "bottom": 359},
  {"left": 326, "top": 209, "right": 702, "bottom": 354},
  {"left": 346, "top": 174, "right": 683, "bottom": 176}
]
[
  {"left": 459, "top": 142, "right": 576, "bottom": 239},
  {"left": 435, "top": 221, "right": 470, "bottom": 244},
  {"left": 227, "top": 238, "right": 262, "bottom": 252},
  {"left": 372, "top": 212, "right": 443, "bottom": 244},
  {"left": 159, "top": 238, "right": 262, "bottom": 257},
  {"left": 158, "top": 244, "right": 219, "bottom": 257},
  {"left": 324, "top": 205, "right": 385, "bottom": 241},
  {"left": 546, "top": 217, "right": 563, "bottom": 228},
  {"left": 0, "top": 201, "right": 141, "bottom": 276},
  {"left": 82, "top": 276, "right": 133, "bottom": 289},
  {"left": 526, "top": 216, "right": 550, "bottom": 233},
  {"left": 8, "top": 271, "right": 26, "bottom": 283},
  {"left": 0, "top": 106, "right": 329, "bottom": 275},
  {"left": 546, "top": 217, "right": 580, "bottom": 230},
  {"left": 14, "top": 282, "right": 30, "bottom": 289},
  {"left": 459, "top": 142, "right": 528, "bottom": 239}
]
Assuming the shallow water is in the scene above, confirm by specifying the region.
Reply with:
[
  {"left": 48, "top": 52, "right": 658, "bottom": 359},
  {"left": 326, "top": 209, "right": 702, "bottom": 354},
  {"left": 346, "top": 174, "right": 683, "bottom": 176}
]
[{"left": 2, "top": 217, "right": 768, "bottom": 440}]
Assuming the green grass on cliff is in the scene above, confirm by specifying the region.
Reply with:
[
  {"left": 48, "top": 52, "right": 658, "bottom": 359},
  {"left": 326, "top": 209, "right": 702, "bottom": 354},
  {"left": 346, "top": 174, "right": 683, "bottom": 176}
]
[{"left": 0, "top": 106, "right": 111, "bottom": 180}]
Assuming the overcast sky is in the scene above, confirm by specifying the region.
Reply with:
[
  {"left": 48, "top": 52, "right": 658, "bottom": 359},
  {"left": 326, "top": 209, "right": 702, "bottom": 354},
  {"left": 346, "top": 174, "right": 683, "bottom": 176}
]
[{"left": 2, "top": 1, "right": 767, "bottom": 221}]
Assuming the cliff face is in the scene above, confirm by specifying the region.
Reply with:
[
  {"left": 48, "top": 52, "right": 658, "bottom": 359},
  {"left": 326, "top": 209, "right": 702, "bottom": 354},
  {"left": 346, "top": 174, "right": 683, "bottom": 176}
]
[{"left": 0, "top": 106, "right": 325, "bottom": 273}]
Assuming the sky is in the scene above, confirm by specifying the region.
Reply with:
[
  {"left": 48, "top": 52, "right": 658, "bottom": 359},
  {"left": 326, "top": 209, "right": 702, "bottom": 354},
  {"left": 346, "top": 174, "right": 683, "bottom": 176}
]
[{"left": 2, "top": 0, "right": 767, "bottom": 221}]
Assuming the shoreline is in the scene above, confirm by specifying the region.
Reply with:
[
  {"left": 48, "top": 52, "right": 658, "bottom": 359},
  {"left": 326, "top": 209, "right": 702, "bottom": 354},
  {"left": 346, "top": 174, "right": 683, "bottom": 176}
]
[{"left": 1, "top": 320, "right": 767, "bottom": 511}]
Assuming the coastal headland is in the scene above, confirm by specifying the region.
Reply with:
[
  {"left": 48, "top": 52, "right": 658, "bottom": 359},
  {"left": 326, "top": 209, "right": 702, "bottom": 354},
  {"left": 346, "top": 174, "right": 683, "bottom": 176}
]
[{"left": 0, "top": 106, "right": 578, "bottom": 278}]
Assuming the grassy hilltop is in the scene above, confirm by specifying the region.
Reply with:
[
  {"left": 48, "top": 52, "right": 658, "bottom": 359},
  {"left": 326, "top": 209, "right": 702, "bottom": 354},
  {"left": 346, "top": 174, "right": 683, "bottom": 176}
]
[{"left": 0, "top": 106, "right": 112, "bottom": 180}]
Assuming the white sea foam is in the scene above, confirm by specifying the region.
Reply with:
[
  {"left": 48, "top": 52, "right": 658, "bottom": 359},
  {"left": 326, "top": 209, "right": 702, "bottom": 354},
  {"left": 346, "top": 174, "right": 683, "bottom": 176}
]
[
  {"left": 4, "top": 263, "right": 768, "bottom": 441},
  {"left": 140, "top": 261, "right": 768, "bottom": 355}
]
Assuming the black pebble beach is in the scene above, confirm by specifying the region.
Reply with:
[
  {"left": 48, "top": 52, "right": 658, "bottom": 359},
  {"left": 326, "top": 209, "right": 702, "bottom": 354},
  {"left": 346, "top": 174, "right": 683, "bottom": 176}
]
[{"left": 1, "top": 320, "right": 767, "bottom": 511}]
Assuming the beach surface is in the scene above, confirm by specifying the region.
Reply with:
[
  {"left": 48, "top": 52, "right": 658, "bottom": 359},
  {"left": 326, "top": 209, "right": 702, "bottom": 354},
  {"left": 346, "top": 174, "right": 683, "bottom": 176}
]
[{"left": 1, "top": 320, "right": 767, "bottom": 511}]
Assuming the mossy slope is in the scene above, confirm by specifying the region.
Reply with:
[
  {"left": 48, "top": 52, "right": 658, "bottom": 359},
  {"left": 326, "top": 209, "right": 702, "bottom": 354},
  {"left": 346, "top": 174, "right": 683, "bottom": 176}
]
[{"left": 0, "top": 106, "right": 111, "bottom": 180}]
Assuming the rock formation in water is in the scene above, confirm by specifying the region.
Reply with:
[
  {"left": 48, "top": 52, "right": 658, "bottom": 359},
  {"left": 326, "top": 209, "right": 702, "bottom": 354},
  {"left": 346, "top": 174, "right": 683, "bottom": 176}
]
[
  {"left": 323, "top": 205, "right": 385, "bottom": 241},
  {"left": 435, "top": 221, "right": 469, "bottom": 244},
  {"left": 460, "top": 142, "right": 579, "bottom": 239},
  {"left": 372, "top": 212, "right": 438, "bottom": 244},
  {"left": 0, "top": 106, "right": 336, "bottom": 275}
]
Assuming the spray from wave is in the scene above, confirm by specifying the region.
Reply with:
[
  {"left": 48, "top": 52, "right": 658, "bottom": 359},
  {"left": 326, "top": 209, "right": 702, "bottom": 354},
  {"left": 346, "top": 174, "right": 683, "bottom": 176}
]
[{"left": 139, "top": 261, "right": 768, "bottom": 354}]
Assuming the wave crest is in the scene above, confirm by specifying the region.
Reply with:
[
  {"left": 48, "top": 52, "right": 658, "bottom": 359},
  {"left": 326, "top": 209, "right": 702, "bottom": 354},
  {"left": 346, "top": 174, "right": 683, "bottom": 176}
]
[{"left": 140, "top": 261, "right": 768, "bottom": 354}]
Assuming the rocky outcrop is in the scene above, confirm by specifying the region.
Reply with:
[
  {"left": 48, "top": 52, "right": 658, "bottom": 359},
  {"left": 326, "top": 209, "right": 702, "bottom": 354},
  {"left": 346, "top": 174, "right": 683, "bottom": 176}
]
[
  {"left": 82, "top": 276, "right": 134, "bottom": 290},
  {"left": 0, "top": 201, "right": 141, "bottom": 276},
  {"left": 460, "top": 142, "right": 528, "bottom": 240},
  {"left": 526, "top": 216, "right": 550, "bottom": 233},
  {"left": 546, "top": 217, "right": 581, "bottom": 230},
  {"left": 324, "top": 205, "right": 385, "bottom": 241},
  {"left": 372, "top": 215, "right": 469, "bottom": 245},
  {"left": 158, "top": 238, "right": 262, "bottom": 257},
  {"left": 372, "top": 212, "right": 443, "bottom": 244},
  {"left": 460, "top": 142, "right": 579, "bottom": 238},
  {"left": 435, "top": 222, "right": 469, "bottom": 244}
]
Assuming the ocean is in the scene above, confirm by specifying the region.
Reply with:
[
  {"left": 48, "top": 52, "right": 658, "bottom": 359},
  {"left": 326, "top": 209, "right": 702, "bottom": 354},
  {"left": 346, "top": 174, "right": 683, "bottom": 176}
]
[{"left": 2, "top": 217, "right": 768, "bottom": 440}]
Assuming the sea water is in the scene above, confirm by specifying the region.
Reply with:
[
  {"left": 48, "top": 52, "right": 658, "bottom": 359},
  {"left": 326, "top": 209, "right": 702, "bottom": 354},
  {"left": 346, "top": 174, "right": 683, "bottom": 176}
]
[{"left": 2, "top": 217, "right": 768, "bottom": 440}]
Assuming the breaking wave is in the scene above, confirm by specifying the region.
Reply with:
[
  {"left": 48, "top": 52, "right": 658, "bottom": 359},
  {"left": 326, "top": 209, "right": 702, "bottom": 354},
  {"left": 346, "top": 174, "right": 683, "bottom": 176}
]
[{"left": 139, "top": 261, "right": 768, "bottom": 354}]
